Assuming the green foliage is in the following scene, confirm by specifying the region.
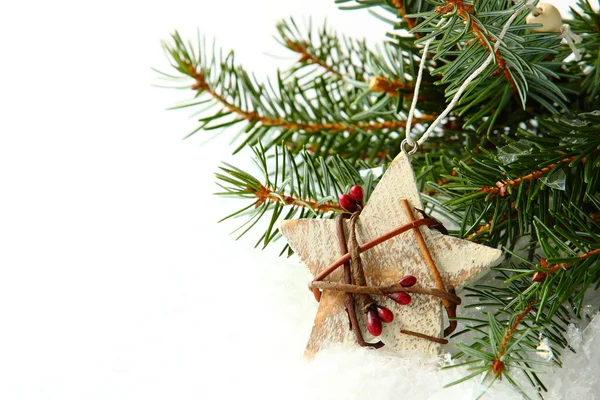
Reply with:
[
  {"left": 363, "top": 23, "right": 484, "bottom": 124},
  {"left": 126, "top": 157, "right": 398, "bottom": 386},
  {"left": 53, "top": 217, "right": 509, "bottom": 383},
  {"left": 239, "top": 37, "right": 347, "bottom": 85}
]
[
  {"left": 160, "top": 0, "right": 600, "bottom": 396},
  {"left": 215, "top": 144, "right": 381, "bottom": 252},
  {"left": 568, "top": 0, "right": 600, "bottom": 105}
]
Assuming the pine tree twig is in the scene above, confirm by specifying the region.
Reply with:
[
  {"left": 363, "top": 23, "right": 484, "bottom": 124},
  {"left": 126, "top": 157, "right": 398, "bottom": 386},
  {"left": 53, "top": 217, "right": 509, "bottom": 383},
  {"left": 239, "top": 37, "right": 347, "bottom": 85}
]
[
  {"left": 479, "top": 154, "right": 591, "bottom": 197},
  {"left": 368, "top": 76, "right": 423, "bottom": 99},
  {"left": 435, "top": 0, "right": 515, "bottom": 90},
  {"left": 250, "top": 184, "right": 342, "bottom": 213},
  {"left": 466, "top": 212, "right": 511, "bottom": 240},
  {"left": 188, "top": 65, "right": 435, "bottom": 134},
  {"left": 285, "top": 40, "right": 342, "bottom": 77},
  {"left": 391, "top": 0, "right": 420, "bottom": 37},
  {"left": 292, "top": 142, "right": 390, "bottom": 161},
  {"left": 491, "top": 305, "right": 534, "bottom": 376},
  {"left": 540, "top": 248, "right": 600, "bottom": 274},
  {"left": 423, "top": 170, "right": 458, "bottom": 196}
]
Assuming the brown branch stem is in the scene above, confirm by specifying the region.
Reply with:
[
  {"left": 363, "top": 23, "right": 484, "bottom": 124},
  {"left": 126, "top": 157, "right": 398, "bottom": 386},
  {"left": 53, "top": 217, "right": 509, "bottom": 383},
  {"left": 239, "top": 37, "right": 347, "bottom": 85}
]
[
  {"left": 479, "top": 153, "right": 595, "bottom": 197},
  {"left": 188, "top": 65, "right": 435, "bottom": 134},
  {"left": 541, "top": 248, "right": 600, "bottom": 274},
  {"left": 392, "top": 0, "right": 420, "bottom": 38},
  {"left": 492, "top": 305, "right": 533, "bottom": 376},
  {"left": 250, "top": 184, "right": 342, "bottom": 213},
  {"left": 285, "top": 41, "right": 342, "bottom": 77}
]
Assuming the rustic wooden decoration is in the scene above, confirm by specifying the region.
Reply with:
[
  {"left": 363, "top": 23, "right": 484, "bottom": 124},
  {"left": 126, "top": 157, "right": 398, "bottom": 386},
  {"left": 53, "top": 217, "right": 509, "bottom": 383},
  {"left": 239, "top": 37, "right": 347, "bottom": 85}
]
[{"left": 281, "top": 152, "right": 503, "bottom": 358}]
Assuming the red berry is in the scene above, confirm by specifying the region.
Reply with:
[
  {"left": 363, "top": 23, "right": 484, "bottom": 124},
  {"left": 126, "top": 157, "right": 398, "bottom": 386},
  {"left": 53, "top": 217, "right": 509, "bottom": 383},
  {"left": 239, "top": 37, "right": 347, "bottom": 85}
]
[
  {"left": 399, "top": 275, "right": 417, "bottom": 288},
  {"left": 338, "top": 193, "right": 357, "bottom": 212},
  {"left": 366, "top": 309, "right": 383, "bottom": 336},
  {"left": 376, "top": 305, "right": 394, "bottom": 323},
  {"left": 388, "top": 292, "right": 412, "bottom": 305},
  {"left": 349, "top": 185, "right": 364, "bottom": 204}
]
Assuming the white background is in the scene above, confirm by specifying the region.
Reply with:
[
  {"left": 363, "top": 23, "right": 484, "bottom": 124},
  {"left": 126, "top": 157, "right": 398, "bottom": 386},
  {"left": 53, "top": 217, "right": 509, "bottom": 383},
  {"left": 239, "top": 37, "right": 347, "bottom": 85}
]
[{"left": 0, "top": 1, "right": 590, "bottom": 399}]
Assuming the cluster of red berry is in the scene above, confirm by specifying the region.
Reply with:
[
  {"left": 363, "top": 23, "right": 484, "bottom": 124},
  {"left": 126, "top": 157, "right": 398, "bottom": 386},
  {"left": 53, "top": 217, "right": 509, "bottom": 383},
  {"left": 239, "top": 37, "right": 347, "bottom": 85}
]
[
  {"left": 366, "top": 275, "right": 417, "bottom": 337},
  {"left": 338, "top": 185, "right": 364, "bottom": 212}
]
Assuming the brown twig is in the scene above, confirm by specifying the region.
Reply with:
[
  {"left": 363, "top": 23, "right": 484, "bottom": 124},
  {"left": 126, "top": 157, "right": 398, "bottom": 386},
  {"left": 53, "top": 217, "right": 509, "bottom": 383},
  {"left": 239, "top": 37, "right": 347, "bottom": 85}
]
[
  {"left": 479, "top": 154, "right": 590, "bottom": 197},
  {"left": 466, "top": 213, "right": 511, "bottom": 240},
  {"left": 401, "top": 329, "right": 449, "bottom": 344},
  {"left": 347, "top": 210, "right": 379, "bottom": 313},
  {"left": 308, "top": 281, "right": 462, "bottom": 305},
  {"left": 400, "top": 199, "right": 450, "bottom": 308},
  {"left": 492, "top": 305, "right": 533, "bottom": 376},
  {"left": 188, "top": 66, "right": 435, "bottom": 134},
  {"left": 250, "top": 184, "right": 342, "bottom": 213},
  {"left": 285, "top": 41, "right": 341, "bottom": 77},
  {"left": 540, "top": 248, "right": 600, "bottom": 274},
  {"left": 368, "top": 76, "right": 418, "bottom": 97},
  {"left": 391, "top": 0, "right": 420, "bottom": 38},
  {"left": 335, "top": 214, "right": 384, "bottom": 349},
  {"left": 401, "top": 199, "right": 460, "bottom": 336}
]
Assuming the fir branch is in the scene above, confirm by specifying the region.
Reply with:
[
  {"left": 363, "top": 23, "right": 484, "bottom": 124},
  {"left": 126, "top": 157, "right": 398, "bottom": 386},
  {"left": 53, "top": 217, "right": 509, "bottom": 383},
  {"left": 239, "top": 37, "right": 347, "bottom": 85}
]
[
  {"left": 541, "top": 248, "right": 600, "bottom": 274},
  {"left": 432, "top": 0, "right": 515, "bottom": 90},
  {"left": 391, "top": 0, "right": 418, "bottom": 32},
  {"left": 407, "top": 0, "right": 572, "bottom": 133},
  {"left": 284, "top": 40, "right": 342, "bottom": 77},
  {"left": 466, "top": 213, "right": 511, "bottom": 241},
  {"left": 215, "top": 144, "right": 380, "bottom": 250},
  {"left": 479, "top": 153, "right": 595, "bottom": 198},
  {"left": 162, "top": 31, "right": 439, "bottom": 161},
  {"left": 276, "top": 18, "right": 364, "bottom": 81},
  {"left": 568, "top": 0, "right": 600, "bottom": 105},
  {"left": 491, "top": 305, "right": 534, "bottom": 377},
  {"left": 191, "top": 67, "right": 433, "bottom": 134},
  {"left": 250, "top": 183, "right": 342, "bottom": 213},
  {"left": 368, "top": 76, "right": 421, "bottom": 99}
]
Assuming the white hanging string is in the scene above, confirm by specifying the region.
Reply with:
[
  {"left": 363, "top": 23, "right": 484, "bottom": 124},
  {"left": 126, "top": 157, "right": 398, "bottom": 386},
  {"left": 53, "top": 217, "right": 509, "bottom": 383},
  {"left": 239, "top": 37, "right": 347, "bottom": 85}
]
[
  {"left": 560, "top": 24, "right": 582, "bottom": 61},
  {"left": 404, "top": 19, "right": 445, "bottom": 148},
  {"left": 402, "top": 0, "right": 533, "bottom": 155}
]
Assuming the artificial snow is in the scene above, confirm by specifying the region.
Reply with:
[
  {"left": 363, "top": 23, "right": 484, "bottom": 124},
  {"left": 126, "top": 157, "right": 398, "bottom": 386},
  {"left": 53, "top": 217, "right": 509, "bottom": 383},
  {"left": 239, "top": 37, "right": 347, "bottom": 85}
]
[{"left": 198, "top": 248, "right": 600, "bottom": 400}]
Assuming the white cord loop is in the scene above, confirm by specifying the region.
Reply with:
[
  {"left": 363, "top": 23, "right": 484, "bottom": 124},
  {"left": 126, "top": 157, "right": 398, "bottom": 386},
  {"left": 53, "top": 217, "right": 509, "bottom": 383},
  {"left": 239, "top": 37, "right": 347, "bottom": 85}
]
[
  {"left": 560, "top": 24, "right": 582, "bottom": 61},
  {"left": 400, "top": 139, "right": 419, "bottom": 156}
]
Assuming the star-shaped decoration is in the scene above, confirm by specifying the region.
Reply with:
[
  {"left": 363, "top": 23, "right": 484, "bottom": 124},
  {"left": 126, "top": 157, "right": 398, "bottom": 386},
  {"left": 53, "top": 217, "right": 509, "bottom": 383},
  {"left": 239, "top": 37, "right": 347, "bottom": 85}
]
[{"left": 281, "top": 152, "right": 503, "bottom": 358}]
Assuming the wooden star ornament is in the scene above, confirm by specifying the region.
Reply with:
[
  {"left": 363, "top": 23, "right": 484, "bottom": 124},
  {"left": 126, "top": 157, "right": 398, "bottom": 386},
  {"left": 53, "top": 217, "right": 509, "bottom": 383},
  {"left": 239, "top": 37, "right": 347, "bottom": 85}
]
[{"left": 281, "top": 152, "right": 503, "bottom": 358}]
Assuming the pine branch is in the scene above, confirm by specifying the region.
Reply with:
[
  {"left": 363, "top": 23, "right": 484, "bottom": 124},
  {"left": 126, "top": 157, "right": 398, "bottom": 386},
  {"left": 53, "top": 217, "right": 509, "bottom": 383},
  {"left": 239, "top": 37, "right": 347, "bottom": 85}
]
[
  {"left": 479, "top": 152, "right": 598, "bottom": 198},
  {"left": 491, "top": 305, "right": 534, "bottom": 377},
  {"left": 276, "top": 18, "right": 364, "bottom": 81},
  {"left": 541, "top": 248, "right": 600, "bottom": 274},
  {"left": 567, "top": 0, "right": 600, "bottom": 105},
  {"left": 215, "top": 144, "right": 380, "bottom": 250},
  {"left": 162, "top": 31, "right": 439, "bottom": 161},
  {"left": 335, "top": 0, "right": 434, "bottom": 41},
  {"left": 191, "top": 67, "right": 432, "bottom": 133},
  {"left": 276, "top": 17, "right": 444, "bottom": 112},
  {"left": 391, "top": 0, "right": 419, "bottom": 33},
  {"left": 432, "top": 0, "right": 515, "bottom": 90},
  {"left": 406, "top": 0, "right": 573, "bottom": 133}
]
